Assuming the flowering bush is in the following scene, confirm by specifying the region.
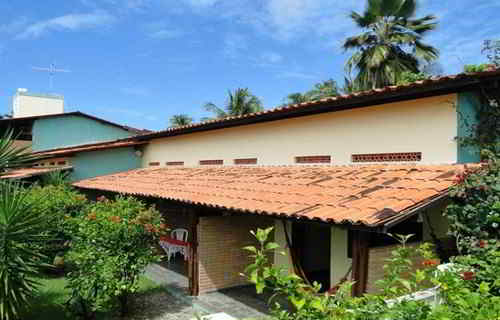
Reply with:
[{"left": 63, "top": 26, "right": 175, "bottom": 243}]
[
  {"left": 244, "top": 228, "right": 500, "bottom": 320},
  {"left": 450, "top": 240, "right": 500, "bottom": 296},
  {"left": 24, "top": 184, "right": 88, "bottom": 263},
  {"left": 445, "top": 150, "right": 500, "bottom": 253},
  {"left": 66, "top": 196, "right": 166, "bottom": 319}
]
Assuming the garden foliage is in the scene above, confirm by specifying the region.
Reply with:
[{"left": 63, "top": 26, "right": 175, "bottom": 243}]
[
  {"left": 445, "top": 151, "right": 500, "bottom": 253},
  {"left": 244, "top": 227, "right": 500, "bottom": 320},
  {"left": 0, "top": 182, "right": 51, "bottom": 320},
  {"left": 66, "top": 195, "right": 166, "bottom": 319},
  {"left": 24, "top": 184, "right": 87, "bottom": 262}
]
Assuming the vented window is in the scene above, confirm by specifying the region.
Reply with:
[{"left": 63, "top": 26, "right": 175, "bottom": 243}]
[
  {"left": 234, "top": 158, "right": 258, "bottom": 165},
  {"left": 199, "top": 159, "right": 223, "bottom": 165},
  {"left": 352, "top": 152, "right": 422, "bottom": 163},
  {"left": 295, "top": 155, "right": 331, "bottom": 164},
  {"left": 149, "top": 162, "right": 160, "bottom": 166},
  {"left": 166, "top": 161, "right": 184, "bottom": 166}
]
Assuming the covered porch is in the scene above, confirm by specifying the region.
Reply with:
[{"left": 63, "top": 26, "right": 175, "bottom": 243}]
[{"left": 74, "top": 164, "right": 466, "bottom": 297}]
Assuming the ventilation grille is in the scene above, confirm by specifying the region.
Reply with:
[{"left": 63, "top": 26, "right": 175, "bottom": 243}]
[
  {"left": 352, "top": 152, "right": 422, "bottom": 163},
  {"left": 234, "top": 158, "right": 258, "bottom": 165},
  {"left": 199, "top": 159, "right": 223, "bottom": 165},
  {"left": 148, "top": 162, "right": 160, "bottom": 166},
  {"left": 295, "top": 155, "right": 331, "bottom": 164},
  {"left": 166, "top": 161, "right": 184, "bottom": 166}
]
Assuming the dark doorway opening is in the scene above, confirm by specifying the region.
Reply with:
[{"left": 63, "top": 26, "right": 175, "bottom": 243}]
[{"left": 293, "top": 222, "right": 331, "bottom": 292}]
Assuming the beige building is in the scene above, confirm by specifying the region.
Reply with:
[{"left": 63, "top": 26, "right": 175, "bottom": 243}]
[{"left": 72, "top": 69, "right": 498, "bottom": 296}]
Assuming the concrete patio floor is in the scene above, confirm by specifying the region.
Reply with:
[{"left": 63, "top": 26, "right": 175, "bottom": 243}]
[{"left": 141, "top": 263, "right": 270, "bottom": 320}]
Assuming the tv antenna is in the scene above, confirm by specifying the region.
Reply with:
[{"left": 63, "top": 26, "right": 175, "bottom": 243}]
[{"left": 32, "top": 62, "right": 71, "bottom": 91}]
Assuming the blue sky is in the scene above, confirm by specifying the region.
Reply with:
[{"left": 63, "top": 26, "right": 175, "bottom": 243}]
[{"left": 0, "top": 0, "right": 498, "bottom": 131}]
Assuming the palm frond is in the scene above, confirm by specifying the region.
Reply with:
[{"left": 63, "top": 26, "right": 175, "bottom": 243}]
[{"left": 0, "top": 128, "right": 38, "bottom": 174}]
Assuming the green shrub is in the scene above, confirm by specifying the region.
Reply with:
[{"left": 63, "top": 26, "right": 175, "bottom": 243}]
[
  {"left": 66, "top": 196, "right": 166, "bottom": 319},
  {"left": 396, "top": 71, "right": 430, "bottom": 85},
  {"left": 463, "top": 64, "right": 491, "bottom": 73},
  {"left": 449, "top": 240, "right": 500, "bottom": 296},
  {"left": 0, "top": 182, "right": 51, "bottom": 320},
  {"left": 25, "top": 185, "right": 88, "bottom": 262},
  {"left": 243, "top": 228, "right": 500, "bottom": 320},
  {"left": 445, "top": 151, "right": 500, "bottom": 253}
]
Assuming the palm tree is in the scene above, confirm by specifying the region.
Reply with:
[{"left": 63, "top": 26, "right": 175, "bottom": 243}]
[
  {"left": 343, "top": 0, "right": 438, "bottom": 90},
  {"left": 282, "top": 80, "right": 339, "bottom": 106},
  {"left": 0, "top": 129, "right": 46, "bottom": 320},
  {"left": 204, "top": 88, "right": 263, "bottom": 120},
  {"left": 169, "top": 114, "right": 193, "bottom": 128},
  {"left": 307, "top": 79, "right": 339, "bottom": 100},
  {"left": 0, "top": 128, "right": 37, "bottom": 174},
  {"left": 282, "top": 93, "right": 310, "bottom": 105}
]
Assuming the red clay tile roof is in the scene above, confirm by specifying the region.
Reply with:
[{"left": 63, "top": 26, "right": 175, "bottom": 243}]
[
  {"left": 1, "top": 166, "right": 72, "bottom": 179},
  {"left": 73, "top": 164, "right": 477, "bottom": 228},
  {"left": 135, "top": 69, "right": 500, "bottom": 141},
  {"left": 33, "top": 140, "right": 148, "bottom": 158}
]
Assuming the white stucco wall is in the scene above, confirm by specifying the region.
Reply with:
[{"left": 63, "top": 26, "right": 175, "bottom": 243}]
[
  {"left": 13, "top": 94, "right": 64, "bottom": 118},
  {"left": 142, "top": 94, "right": 458, "bottom": 166}
]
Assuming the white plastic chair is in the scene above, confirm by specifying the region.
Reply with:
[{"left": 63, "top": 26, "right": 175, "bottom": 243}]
[{"left": 166, "top": 228, "right": 189, "bottom": 262}]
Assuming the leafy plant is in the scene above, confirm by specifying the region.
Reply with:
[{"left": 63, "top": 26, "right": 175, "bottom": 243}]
[
  {"left": 40, "top": 170, "right": 71, "bottom": 187},
  {"left": 24, "top": 185, "right": 87, "bottom": 263},
  {"left": 395, "top": 71, "right": 431, "bottom": 85},
  {"left": 66, "top": 196, "right": 166, "bottom": 319},
  {"left": 464, "top": 63, "right": 491, "bottom": 73},
  {"left": 0, "top": 128, "right": 38, "bottom": 173},
  {"left": 445, "top": 151, "right": 500, "bottom": 252},
  {"left": 243, "top": 228, "right": 440, "bottom": 320},
  {"left": 0, "top": 182, "right": 51, "bottom": 320}
]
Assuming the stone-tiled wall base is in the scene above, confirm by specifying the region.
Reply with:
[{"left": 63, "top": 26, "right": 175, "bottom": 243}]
[
  {"left": 197, "top": 215, "right": 274, "bottom": 294},
  {"left": 366, "top": 242, "right": 425, "bottom": 294}
]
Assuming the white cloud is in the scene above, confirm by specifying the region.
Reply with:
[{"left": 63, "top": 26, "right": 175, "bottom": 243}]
[
  {"left": 17, "top": 10, "right": 116, "bottom": 39},
  {"left": 149, "top": 29, "right": 183, "bottom": 39}
]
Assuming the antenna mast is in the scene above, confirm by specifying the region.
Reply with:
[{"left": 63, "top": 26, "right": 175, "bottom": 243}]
[{"left": 32, "top": 62, "right": 71, "bottom": 91}]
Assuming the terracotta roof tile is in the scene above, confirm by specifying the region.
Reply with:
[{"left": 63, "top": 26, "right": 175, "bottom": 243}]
[
  {"left": 1, "top": 166, "right": 73, "bottom": 179},
  {"left": 33, "top": 140, "right": 148, "bottom": 158},
  {"left": 73, "top": 164, "right": 479, "bottom": 227}
]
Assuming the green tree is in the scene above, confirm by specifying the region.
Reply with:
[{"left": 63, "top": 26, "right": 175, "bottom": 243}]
[
  {"left": 306, "top": 79, "right": 339, "bottom": 100},
  {"left": 343, "top": 0, "right": 438, "bottom": 90},
  {"left": 282, "top": 80, "right": 339, "bottom": 105},
  {"left": 282, "top": 92, "right": 310, "bottom": 105},
  {"left": 169, "top": 114, "right": 193, "bottom": 128},
  {"left": 204, "top": 88, "right": 263, "bottom": 120}
]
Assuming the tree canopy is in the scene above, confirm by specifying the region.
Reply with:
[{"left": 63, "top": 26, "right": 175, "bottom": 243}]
[{"left": 343, "top": 0, "right": 439, "bottom": 90}]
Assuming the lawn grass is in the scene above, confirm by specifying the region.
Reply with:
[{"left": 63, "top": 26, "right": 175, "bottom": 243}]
[{"left": 23, "top": 275, "right": 161, "bottom": 320}]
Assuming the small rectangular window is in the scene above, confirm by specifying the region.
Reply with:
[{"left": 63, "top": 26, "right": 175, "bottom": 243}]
[
  {"left": 352, "top": 152, "right": 422, "bottom": 163},
  {"left": 166, "top": 161, "right": 184, "bottom": 166},
  {"left": 295, "top": 155, "right": 331, "bottom": 164},
  {"left": 57, "top": 161, "right": 67, "bottom": 165},
  {"left": 199, "top": 159, "right": 223, "bottom": 165},
  {"left": 149, "top": 162, "right": 160, "bottom": 166},
  {"left": 234, "top": 158, "right": 258, "bottom": 165}
]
